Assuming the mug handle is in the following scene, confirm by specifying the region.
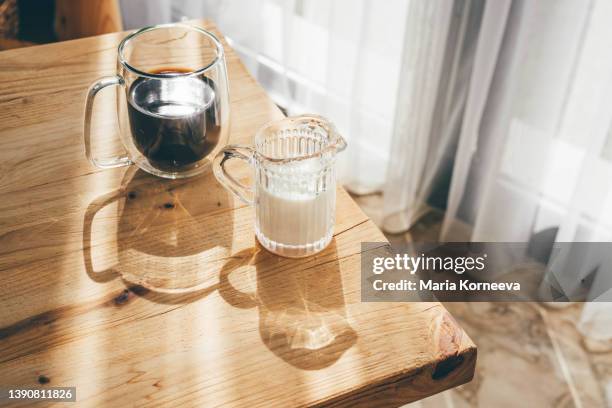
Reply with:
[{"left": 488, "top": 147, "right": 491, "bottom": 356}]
[
  {"left": 83, "top": 75, "right": 132, "bottom": 169},
  {"left": 213, "top": 145, "right": 255, "bottom": 205}
]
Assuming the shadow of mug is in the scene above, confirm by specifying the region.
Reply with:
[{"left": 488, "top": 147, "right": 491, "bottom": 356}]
[
  {"left": 218, "top": 241, "right": 357, "bottom": 370},
  {"left": 83, "top": 167, "right": 234, "bottom": 299}
]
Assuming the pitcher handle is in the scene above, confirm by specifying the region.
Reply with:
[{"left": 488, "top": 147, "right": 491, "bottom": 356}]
[
  {"left": 213, "top": 145, "right": 255, "bottom": 205},
  {"left": 83, "top": 75, "right": 132, "bottom": 169}
]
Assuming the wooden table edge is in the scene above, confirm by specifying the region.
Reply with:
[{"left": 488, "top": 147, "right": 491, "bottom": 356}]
[{"left": 314, "top": 345, "right": 477, "bottom": 407}]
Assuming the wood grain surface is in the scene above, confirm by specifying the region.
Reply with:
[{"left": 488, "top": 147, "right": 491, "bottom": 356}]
[{"left": 0, "top": 21, "right": 476, "bottom": 407}]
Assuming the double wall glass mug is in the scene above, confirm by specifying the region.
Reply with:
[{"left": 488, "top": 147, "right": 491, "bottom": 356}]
[
  {"left": 213, "top": 115, "right": 347, "bottom": 258},
  {"left": 84, "top": 24, "right": 230, "bottom": 179}
]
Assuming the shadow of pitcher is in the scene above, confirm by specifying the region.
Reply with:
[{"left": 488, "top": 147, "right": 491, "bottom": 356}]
[{"left": 218, "top": 241, "right": 357, "bottom": 370}]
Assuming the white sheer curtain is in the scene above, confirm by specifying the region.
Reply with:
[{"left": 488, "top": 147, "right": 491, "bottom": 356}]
[
  {"left": 438, "top": 0, "right": 612, "bottom": 340},
  {"left": 444, "top": 0, "right": 612, "bottom": 245},
  {"left": 120, "top": 0, "right": 409, "bottom": 193},
  {"left": 382, "top": 0, "right": 486, "bottom": 233}
]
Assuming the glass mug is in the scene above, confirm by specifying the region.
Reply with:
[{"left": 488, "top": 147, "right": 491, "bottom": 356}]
[
  {"left": 213, "top": 115, "right": 347, "bottom": 258},
  {"left": 84, "top": 24, "right": 230, "bottom": 179}
]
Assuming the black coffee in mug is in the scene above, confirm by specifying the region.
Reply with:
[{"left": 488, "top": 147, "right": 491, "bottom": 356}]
[{"left": 127, "top": 67, "right": 221, "bottom": 171}]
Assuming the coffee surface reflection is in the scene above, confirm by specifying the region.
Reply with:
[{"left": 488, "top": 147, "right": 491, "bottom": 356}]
[{"left": 127, "top": 67, "right": 221, "bottom": 172}]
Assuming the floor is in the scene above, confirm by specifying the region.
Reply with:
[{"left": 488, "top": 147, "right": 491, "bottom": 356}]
[{"left": 352, "top": 193, "right": 612, "bottom": 408}]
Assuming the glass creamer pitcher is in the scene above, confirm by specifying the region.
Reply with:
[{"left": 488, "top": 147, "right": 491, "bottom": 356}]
[{"left": 213, "top": 115, "right": 347, "bottom": 258}]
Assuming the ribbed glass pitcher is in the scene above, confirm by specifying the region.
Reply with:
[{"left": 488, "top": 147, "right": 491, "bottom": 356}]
[{"left": 213, "top": 115, "right": 347, "bottom": 258}]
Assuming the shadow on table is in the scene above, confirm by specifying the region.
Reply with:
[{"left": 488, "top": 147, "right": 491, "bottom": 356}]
[
  {"left": 218, "top": 241, "right": 357, "bottom": 370},
  {"left": 83, "top": 167, "right": 234, "bottom": 304},
  {"left": 83, "top": 166, "right": 356, "bottom": 369}
]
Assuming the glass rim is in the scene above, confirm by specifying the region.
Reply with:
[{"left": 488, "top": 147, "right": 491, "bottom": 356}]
[
  {"left": 117, "top": 23, "right": 225, "bottom": 79},
  {"left": 254, "top": 114, "right": 347, "bottom": 163}
]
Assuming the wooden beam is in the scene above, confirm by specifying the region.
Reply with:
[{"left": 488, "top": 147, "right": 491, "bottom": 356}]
[
  {"left": 0, "top": 37, "right": 34, "bottom": 50},
  {"left": 54, "top": 0, "right": 123, "bottom": 41}
]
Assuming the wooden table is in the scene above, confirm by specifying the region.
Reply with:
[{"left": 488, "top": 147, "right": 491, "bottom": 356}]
[{"left": 0, "top": 21, "right": 476, "bottom": 407}]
